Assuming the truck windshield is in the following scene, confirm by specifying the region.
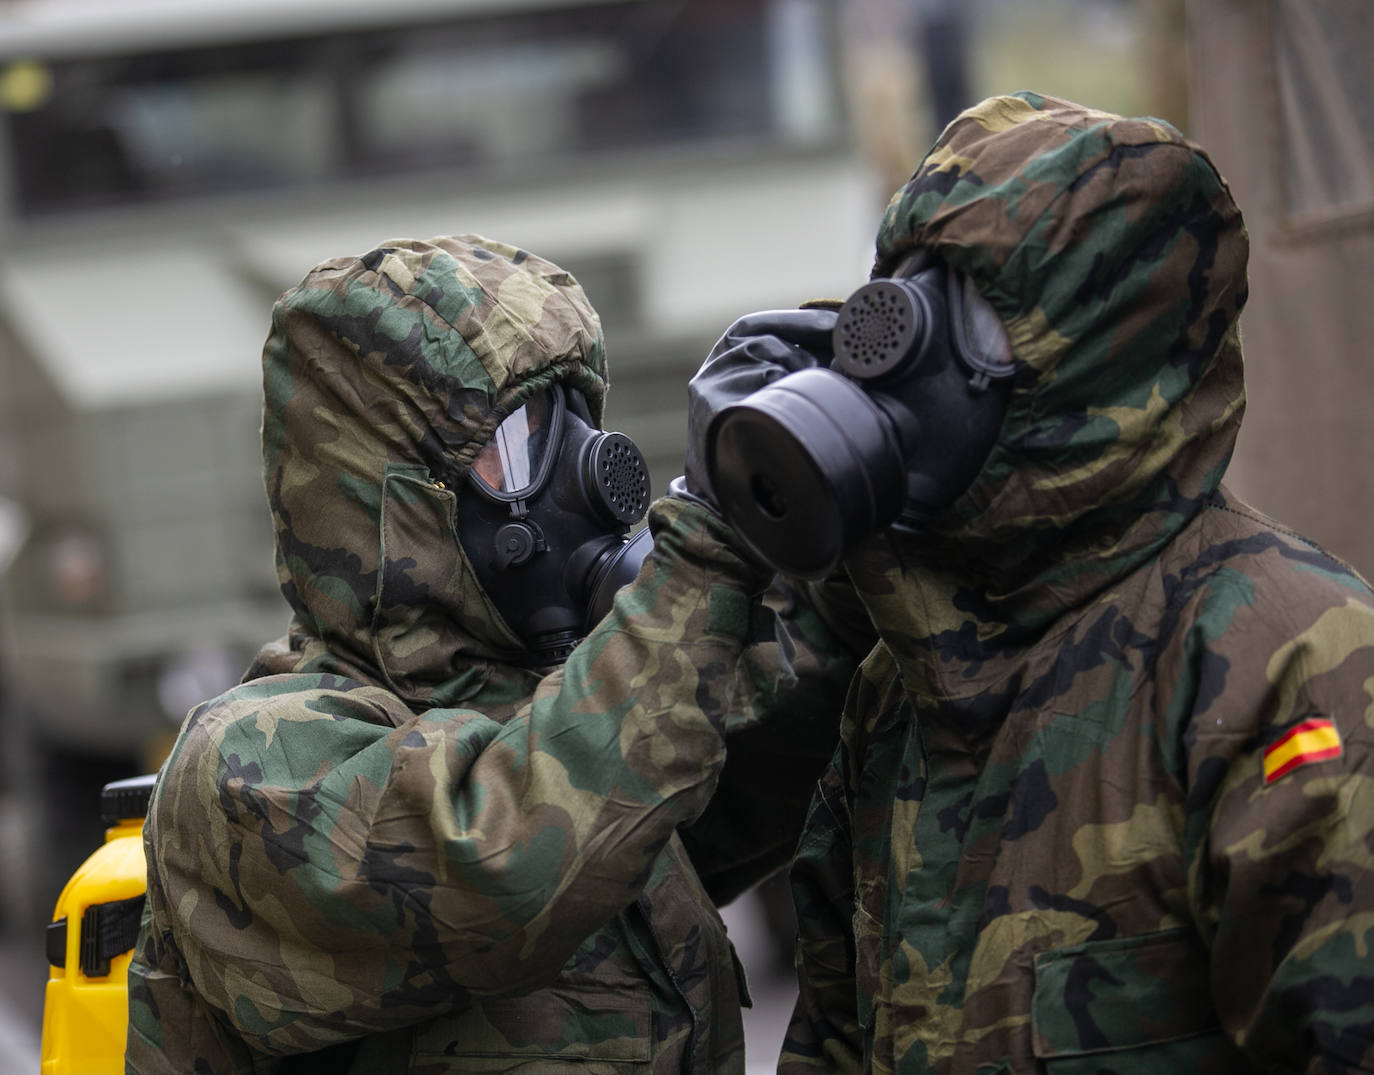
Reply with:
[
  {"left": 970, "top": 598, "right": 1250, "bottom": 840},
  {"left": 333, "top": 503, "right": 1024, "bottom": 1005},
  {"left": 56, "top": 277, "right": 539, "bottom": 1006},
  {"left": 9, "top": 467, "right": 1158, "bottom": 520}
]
[{"left": 1, "top": 0, "right": 843, "bottom": 217}]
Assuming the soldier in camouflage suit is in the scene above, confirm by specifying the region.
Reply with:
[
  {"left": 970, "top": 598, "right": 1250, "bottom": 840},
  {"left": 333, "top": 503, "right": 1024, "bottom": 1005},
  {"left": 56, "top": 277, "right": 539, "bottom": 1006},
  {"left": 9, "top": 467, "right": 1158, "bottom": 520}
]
[
  {"left": 125, "top": 234, "right": 860, "bottom": 1074},
  {"left": 688, "top": 94, "right": 1374, "bottom": 1071}
]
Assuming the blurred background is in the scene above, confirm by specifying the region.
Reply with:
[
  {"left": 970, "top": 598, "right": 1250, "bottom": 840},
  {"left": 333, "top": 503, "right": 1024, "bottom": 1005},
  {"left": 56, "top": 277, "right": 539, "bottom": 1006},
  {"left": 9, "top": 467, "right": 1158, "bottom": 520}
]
[{"left": 0, "top": 0, "right": 1368, "bottom": 1068}]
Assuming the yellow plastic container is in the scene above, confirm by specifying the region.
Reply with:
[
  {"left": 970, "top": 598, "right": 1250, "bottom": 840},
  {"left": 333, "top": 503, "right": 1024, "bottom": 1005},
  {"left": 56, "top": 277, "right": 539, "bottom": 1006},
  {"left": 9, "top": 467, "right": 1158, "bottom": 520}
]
[{"left": 40, "top": 775, "right": 155, "bottom": 1075}]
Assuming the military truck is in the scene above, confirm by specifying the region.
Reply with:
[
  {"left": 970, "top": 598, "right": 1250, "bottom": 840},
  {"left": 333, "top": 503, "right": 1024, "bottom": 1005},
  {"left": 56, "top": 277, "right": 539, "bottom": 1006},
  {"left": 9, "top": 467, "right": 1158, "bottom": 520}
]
[{"left": 0, "top": 0, "right": 878, "bottom": 918}]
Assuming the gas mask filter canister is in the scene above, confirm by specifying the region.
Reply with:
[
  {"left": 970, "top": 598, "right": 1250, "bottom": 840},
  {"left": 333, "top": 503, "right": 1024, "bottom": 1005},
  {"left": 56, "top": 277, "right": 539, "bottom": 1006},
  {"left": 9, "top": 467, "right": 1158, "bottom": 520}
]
[{"left": 705, "top": 257, "right": 1015, "bottom": 579}]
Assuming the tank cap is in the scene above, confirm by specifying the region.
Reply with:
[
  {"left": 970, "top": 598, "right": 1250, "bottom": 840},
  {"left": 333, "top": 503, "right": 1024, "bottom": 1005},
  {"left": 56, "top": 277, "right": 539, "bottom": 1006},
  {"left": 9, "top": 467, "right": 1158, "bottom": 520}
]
[{"left": 99, "top": 773, "right": 158, "bottom": 825}]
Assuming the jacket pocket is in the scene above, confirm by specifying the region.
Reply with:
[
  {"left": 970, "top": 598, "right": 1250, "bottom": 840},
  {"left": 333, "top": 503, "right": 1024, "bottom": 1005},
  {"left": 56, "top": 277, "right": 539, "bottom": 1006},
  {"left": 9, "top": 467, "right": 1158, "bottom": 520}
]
[
  {"left": 1030, "top": 928, "right": 1234, "bottom": 1073},
  {"left": 411, "top": 983, "right": 652, "bottom": 1072}
]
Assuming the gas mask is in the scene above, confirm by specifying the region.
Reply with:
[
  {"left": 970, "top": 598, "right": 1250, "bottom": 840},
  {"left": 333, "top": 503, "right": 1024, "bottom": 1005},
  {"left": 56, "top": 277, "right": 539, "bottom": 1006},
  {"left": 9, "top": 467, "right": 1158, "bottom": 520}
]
[
  {"left": 705, "top": 255, "right": 1015, "bottom": 578},
  {"left": 460, "top": 384, "right": 652, "bottom": 665}
]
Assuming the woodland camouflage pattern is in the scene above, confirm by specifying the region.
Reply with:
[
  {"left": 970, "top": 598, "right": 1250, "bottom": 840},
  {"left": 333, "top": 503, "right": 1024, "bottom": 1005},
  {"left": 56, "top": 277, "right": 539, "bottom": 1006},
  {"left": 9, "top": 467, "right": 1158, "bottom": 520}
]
[
  {"left": 780, "top": 93, "right": 1374, "bottom": 1073},
  {"left": 125, "top": 235, "right": 857, "bottom": 1073}
]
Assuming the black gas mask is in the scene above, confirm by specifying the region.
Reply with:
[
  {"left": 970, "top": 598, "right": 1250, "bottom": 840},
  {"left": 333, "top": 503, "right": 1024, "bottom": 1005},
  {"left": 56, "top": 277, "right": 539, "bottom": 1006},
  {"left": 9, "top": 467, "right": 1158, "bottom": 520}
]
[
  {"left": 705, "top": 255, "right": 1015, "bottom": 578},
  {"left": 460, "top": 384, "right": 652, "bottom": 666}
]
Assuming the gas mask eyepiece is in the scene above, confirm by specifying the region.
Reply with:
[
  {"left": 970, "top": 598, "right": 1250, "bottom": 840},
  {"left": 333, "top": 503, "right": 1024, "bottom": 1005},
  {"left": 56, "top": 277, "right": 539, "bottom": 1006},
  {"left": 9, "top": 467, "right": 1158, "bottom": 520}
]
[
  {"left": 705, "top": 259, "right": 1014, "bottom": 579},
  {"left": 462, "top": 384, "right": 651, "bottom": 665}
]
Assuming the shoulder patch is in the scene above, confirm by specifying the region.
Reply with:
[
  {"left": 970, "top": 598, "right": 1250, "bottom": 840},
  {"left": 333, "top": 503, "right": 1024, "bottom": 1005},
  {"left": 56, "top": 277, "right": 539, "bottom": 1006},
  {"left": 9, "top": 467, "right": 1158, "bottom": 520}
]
[{"left": 1263, "top": 717, "right": 1342, "bottom": 784}]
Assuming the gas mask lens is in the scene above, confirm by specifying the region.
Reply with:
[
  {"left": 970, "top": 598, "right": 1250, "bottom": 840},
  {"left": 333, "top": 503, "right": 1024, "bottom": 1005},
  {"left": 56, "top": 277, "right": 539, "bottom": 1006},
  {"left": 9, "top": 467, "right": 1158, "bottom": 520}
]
[
  {"left": 471, "top": 391, "right": 560, "bottom": 498},
  {"left": 705, "top": 260, "right": 1015, "bottom": 579}
]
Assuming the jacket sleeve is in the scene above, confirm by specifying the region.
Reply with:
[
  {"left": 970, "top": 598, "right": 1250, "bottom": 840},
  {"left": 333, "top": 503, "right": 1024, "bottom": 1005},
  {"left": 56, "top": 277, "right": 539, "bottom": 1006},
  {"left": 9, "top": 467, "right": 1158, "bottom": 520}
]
[
  {"left": 679, "top": 572, "right": 871, "bottom": 905},
  {"left": 144, "top": 496, "right": 774, "bottom": 1055},
  {"left": 1175, "top": 561, "right": 1374, "bottom": 1072}
]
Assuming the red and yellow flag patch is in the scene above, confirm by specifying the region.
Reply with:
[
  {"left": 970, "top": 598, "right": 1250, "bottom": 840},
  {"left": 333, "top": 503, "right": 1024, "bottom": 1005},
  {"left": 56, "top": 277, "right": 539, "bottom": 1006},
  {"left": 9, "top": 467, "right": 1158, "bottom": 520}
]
[{"left": 1263, "top": 717, "right": 1343, "bottom": 784}]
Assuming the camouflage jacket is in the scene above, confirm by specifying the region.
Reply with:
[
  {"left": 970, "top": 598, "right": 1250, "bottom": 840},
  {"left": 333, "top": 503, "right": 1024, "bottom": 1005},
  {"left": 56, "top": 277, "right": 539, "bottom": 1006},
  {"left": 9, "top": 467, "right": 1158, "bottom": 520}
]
[
  {"left": 781, "top": 95, "right": 1374, "bottom": 1073},
  {"left": 124, "top": 236, "right": 856, "bottom": 1074}
]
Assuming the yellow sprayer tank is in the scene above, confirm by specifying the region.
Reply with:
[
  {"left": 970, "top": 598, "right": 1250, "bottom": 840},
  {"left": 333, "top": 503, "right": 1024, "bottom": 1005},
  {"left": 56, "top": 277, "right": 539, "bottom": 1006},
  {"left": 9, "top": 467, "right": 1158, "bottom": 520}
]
[{"left": 40, "top": 774, "right": 154, "bottom": 1074}]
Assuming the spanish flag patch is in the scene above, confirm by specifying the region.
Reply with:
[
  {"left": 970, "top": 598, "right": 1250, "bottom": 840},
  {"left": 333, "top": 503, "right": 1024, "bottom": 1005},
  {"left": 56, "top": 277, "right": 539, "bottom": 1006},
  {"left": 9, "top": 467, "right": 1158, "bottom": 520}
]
[{"left": 1263, "top": 717, "right": 1343, "bottom": 784}]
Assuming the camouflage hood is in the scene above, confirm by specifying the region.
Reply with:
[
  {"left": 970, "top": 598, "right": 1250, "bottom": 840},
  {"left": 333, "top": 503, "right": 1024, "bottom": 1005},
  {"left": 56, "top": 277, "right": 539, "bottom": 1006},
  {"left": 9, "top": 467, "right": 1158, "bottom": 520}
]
[
  {"left": 849, "top": 92, "right": 1249, "bottom": 655},
  {"left": 258, "top": 235, "right": 607, "bottom": 705}
]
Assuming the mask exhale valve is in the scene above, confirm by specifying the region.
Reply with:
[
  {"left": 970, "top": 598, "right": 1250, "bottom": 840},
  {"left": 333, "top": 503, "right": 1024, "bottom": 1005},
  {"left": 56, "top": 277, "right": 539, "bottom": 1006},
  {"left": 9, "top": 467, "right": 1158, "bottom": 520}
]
[
  {"left": 833, "top": 277, "right": 939, "bottom": 382},
  {"left": 705, "top": 262, "right": 1015, "bottom": 579}
]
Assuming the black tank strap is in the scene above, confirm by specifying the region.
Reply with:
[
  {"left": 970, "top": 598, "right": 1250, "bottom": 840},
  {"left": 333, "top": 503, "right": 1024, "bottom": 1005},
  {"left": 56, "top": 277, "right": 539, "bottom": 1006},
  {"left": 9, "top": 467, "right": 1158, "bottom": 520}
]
[
  {"left": 46, "top": 894, "right": 147, "bottom": 977},
  {"left": 81, "top": 894, "right": 147, "bottom": 977}
]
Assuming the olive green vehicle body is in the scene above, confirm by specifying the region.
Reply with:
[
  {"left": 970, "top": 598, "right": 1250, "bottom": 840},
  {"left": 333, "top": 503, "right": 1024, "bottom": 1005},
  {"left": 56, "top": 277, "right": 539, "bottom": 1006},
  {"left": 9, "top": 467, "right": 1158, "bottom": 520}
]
[{"left": 0, "top": 0, "right": 876, "bottom": 914}]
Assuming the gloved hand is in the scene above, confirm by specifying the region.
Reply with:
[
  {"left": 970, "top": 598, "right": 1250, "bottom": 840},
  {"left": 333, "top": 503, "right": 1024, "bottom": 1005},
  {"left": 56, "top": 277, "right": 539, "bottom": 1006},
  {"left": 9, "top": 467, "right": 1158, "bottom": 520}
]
[{"left": 677, "top": 307, "right": 838, "bottom": 509}]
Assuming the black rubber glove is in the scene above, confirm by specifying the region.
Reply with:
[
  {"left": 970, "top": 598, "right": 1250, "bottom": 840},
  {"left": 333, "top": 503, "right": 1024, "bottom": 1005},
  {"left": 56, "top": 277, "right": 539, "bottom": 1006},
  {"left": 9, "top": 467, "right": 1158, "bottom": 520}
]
[{"left": 678, "top": 307, "right": 838, "bottom": 509}]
